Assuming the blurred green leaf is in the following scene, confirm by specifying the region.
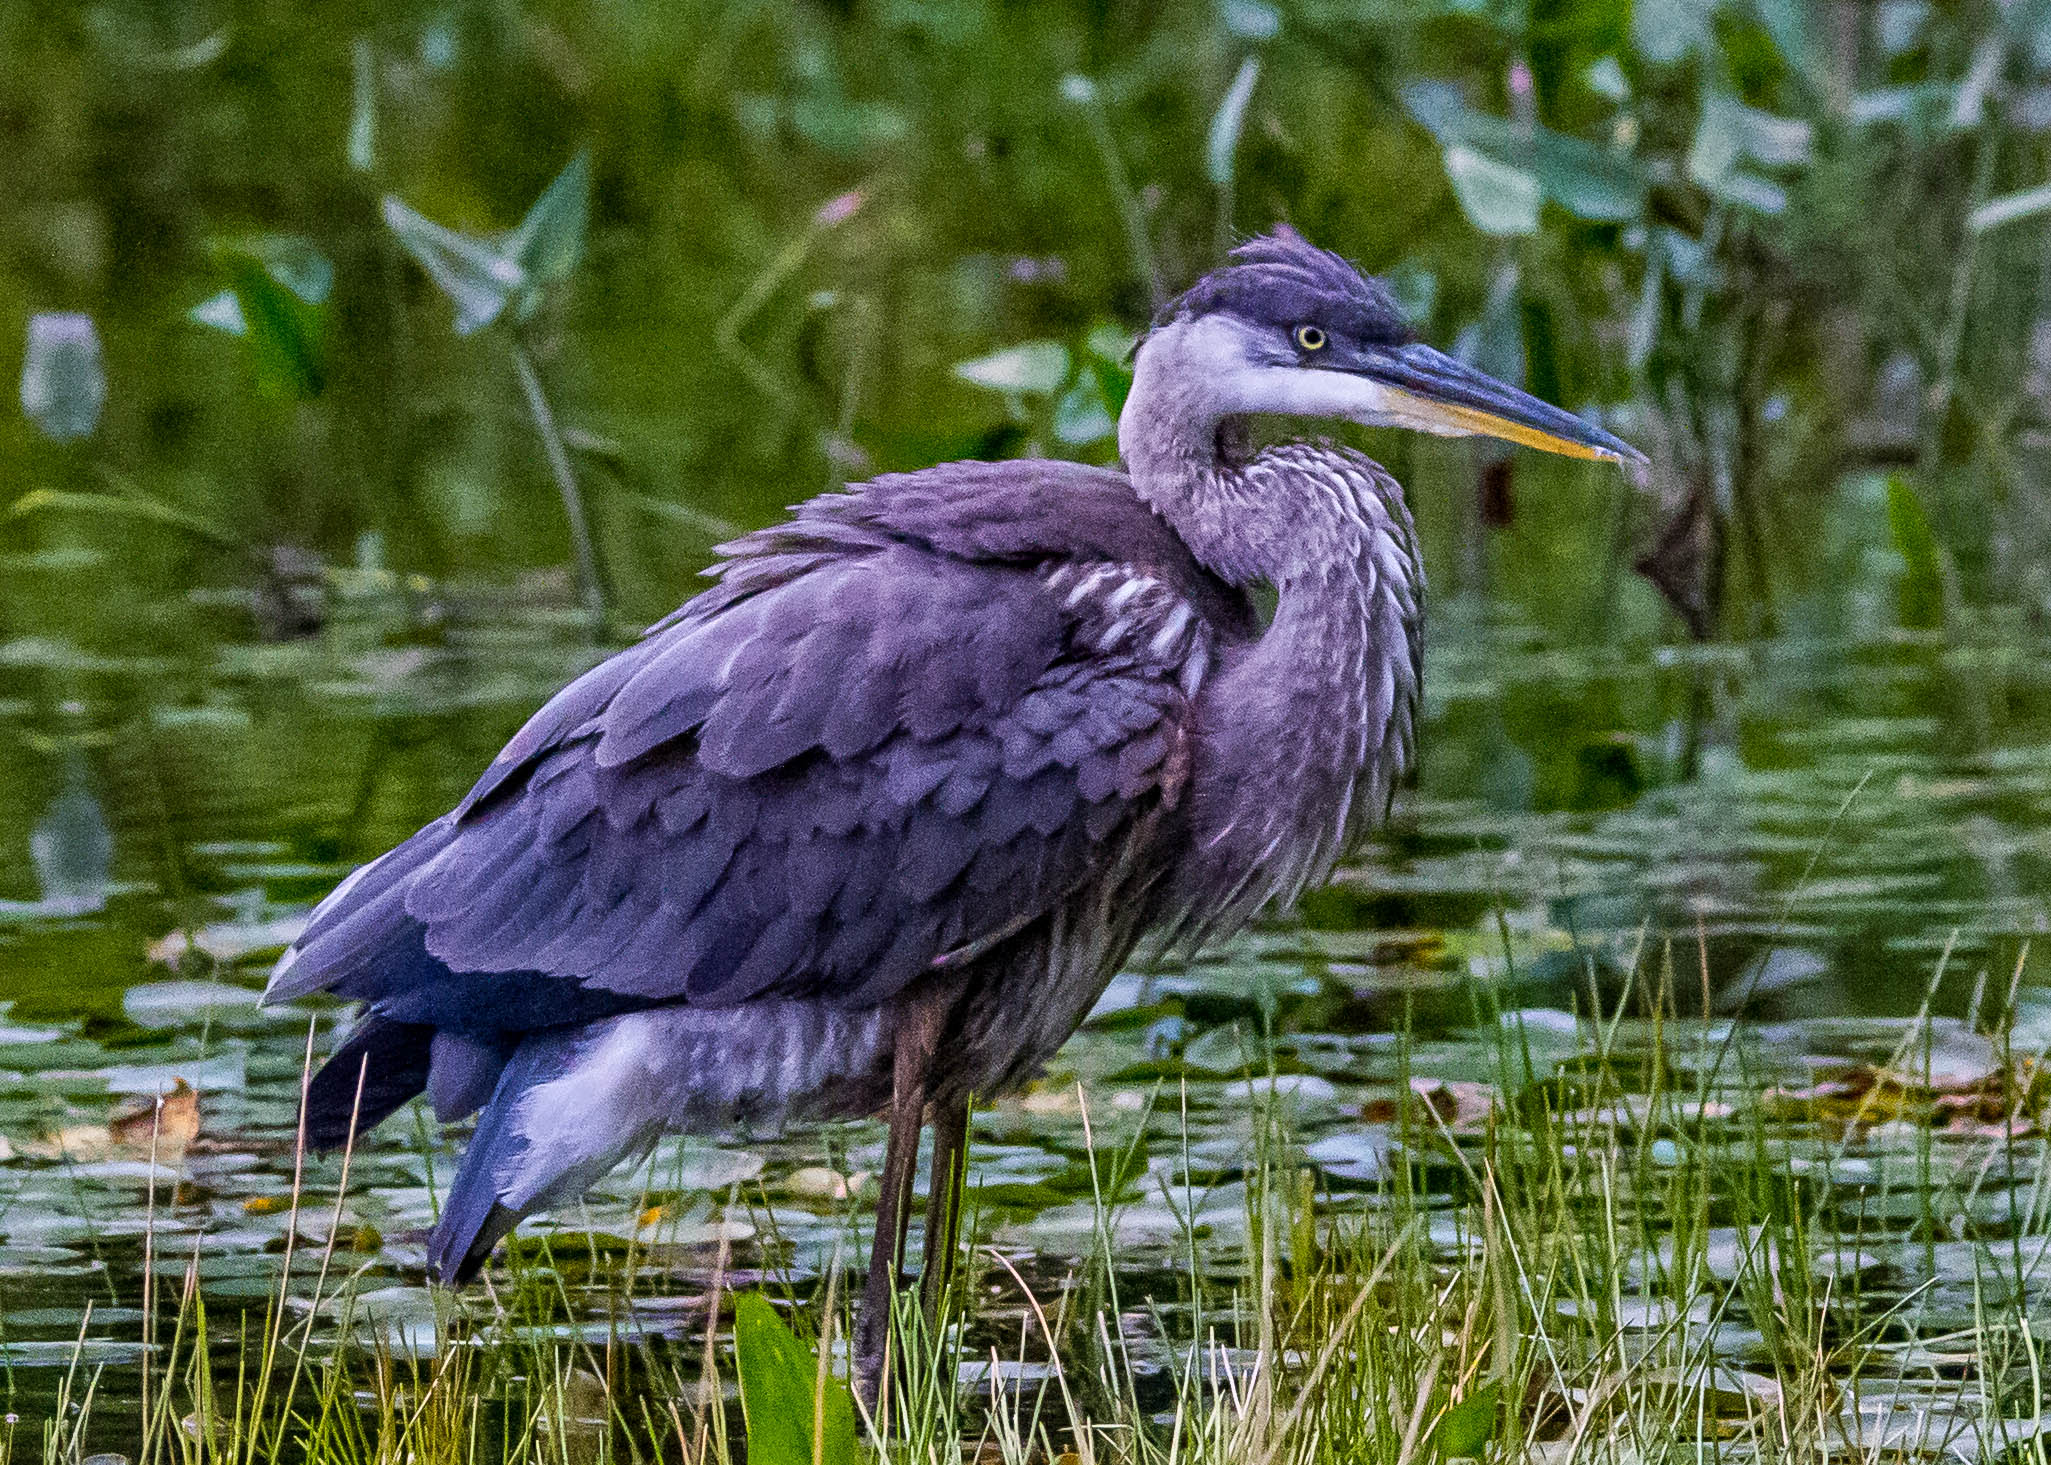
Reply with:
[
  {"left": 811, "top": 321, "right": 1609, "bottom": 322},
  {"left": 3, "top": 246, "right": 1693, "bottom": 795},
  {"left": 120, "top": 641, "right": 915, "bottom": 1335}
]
[
  {"left": 1433, "top": 1379, "right": 1503, "bottom": 1459},
  {"left": 1384, "top": 260, "right": 1439, "bottom": 324},
  {"left": 1754, "top": 0, "right": 1818, "bottom": 84},
  {"left": 1688, "top": 93, "right": 1810, "bottom": 214},
  {"left": 5, "top": 489, "right": 240, "bottom": 548},
  {"left": 19, "top": 314, "right": 104, "bottom": 441},
  {"left": 955, "top": 341, "right": 1070, "bottom": 395},
  {"left": 1404, "top": 83, "right": 1644, "bottom": 223},
  {"left": 1086, "top": 326, "right": 1135, "bottom": 422},
  {"left": 789, "top": 96, "right": 910, "bottom": 153},
  {"left": 1875, "top": 0, "right": 1929, "bottom": 56},
  {"left": 1054, "top": 377, "right": 1115, "bottom": 444},
  {"left": 1633, "top": 0, "right": 1714, "bottom": 64},
  {"left": 382, "top": 197, "right": 525, "bottom": 336},
  {"left": 1885, "top": 476, "right": 1946, "bottom": 630},
  {"left": 1969, "top": 184, "right": 2051, "bottom": 234},
  {"left": 189, "top": 291, "right": 246, "bottom": 336},
  {"left": 232, "top": 236, "right": 333, "bottom": 305},
  {"left": 1444, "top": 145, "right": 1541, "bottom": 237},
  {"left": 505, "top": 152, "right": 591, "bottom": 287},
  {"left": 1219, "top": 0, "right": 1280, "bottom": 41},
  {"left": 732, "top": 1292, "right": 858, "bottom": 1465},
  {"left": 1584, "top": 55, "right": 1629, "bottom": 102},
  {"left": 1457, "top": 262, "right": 1525, "bottom": 386},
  {"left": 1950, "top": 31, "right": 2006, "bottom": 129},
  {"left": 348, "top": 38, "right": 376, "bottom": 173},
  {"left": 1206, "top": 56, "right": 1261, "bottom": 186},
  {"left": 188, "top": 237, "right": 331, "bottom": 397},
  {"left": 220, "top": 250, "right": 327, "bottom": 398}
]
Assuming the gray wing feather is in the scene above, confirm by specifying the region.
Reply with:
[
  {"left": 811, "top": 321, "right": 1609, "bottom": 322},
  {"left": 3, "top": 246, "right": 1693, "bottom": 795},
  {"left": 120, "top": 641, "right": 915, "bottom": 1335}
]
[{"left": 277, "top": 485, "right": 1215, "bottom": 1025}]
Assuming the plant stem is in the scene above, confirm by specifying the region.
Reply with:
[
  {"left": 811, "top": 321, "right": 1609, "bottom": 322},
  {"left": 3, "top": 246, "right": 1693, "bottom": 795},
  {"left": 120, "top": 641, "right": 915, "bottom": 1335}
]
[
  {"left": 511, "top": 339, "right": 607, "bottom": 631},
  {"left": 1080, "top": 90, "right": 1165, "bottom": 310}
]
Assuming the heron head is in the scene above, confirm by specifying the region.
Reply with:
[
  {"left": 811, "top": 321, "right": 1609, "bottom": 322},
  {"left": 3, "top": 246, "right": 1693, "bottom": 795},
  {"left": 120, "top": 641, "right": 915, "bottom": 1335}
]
[{"left": 1122, "top": 227, "right": 1644, "bottom": 468}]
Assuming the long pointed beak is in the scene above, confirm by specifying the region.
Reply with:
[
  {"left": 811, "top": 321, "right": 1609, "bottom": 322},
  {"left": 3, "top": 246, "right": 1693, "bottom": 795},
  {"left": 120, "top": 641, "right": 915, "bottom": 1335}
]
[{"left": 1352, "top": 344, "right": 1646, "bottom": 465}]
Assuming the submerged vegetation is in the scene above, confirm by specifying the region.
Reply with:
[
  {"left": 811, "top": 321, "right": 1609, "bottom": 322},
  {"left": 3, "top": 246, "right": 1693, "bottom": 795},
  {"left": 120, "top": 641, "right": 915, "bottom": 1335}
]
[{"left": 10, "top": 0, "right": 2051, "bottom": 1459}]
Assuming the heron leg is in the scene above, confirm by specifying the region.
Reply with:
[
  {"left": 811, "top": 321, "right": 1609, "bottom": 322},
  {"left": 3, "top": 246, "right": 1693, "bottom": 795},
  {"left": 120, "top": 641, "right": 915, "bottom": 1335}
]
[
  {"left": 918, "top": 1097, "right": 970, "bottom": 1329},
  {"left": 853, "top": 985, "right": 951, "bottom": 1414}
]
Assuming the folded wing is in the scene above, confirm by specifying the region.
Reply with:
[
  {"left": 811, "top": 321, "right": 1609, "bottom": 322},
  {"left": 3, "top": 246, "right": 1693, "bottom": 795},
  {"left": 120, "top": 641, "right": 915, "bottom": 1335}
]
[{"left": 269, "top": 530, "right": 1208, "bottom": 1040}]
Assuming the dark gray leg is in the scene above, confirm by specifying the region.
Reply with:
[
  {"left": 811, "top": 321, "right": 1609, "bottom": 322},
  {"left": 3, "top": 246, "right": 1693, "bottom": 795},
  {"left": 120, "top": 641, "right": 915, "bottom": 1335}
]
[
  {"left": 918, "top": 1098, "right": 969, "bottom": 1328},
  {"left": 853, "top": 987, "right": 950, "bottom": 1414}
]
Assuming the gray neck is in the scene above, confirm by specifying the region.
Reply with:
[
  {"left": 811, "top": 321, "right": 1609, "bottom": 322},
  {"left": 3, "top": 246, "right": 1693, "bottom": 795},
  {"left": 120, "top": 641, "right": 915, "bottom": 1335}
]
[{"left": 1140, "top": 438, "right": 1425, "bottom": 935}]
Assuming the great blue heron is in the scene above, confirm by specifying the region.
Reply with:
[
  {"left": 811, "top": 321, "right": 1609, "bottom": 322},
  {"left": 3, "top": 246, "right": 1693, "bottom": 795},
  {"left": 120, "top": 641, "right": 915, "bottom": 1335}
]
[{"left": 264, "top": 227, "right": 1639, "bottom": 1400}]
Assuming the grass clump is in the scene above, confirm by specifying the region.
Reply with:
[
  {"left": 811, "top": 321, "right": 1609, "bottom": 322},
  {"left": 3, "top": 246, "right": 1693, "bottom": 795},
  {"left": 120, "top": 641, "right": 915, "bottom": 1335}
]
[{"left": 21, "top": 959, "right": 2051, "bottom": 1465}]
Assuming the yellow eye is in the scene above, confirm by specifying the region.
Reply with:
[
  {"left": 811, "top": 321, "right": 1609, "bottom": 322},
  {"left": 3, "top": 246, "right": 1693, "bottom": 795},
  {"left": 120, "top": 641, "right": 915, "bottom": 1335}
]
[{"left": 1295, "top": 324, "right": 1327, "bottom": 351}]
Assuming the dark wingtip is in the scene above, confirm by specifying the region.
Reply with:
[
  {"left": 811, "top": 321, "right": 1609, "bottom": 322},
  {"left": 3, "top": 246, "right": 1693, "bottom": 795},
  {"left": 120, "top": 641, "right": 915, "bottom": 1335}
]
[
  {"left": 429, "top": 1201, "right": 522, "bottom": 1285},
  {"left": 302, "top": 1017, "right": 433, "bottom": 1151}
]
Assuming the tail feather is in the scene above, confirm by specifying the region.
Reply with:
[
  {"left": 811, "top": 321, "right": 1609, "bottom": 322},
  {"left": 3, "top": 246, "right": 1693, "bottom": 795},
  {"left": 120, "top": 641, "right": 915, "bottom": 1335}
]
[
  {"left": 425, "top": 1023, "right": 646, "bottom": 1285},
  {"left": 428, "top": 1069, "right": 532, "bottom": 1283},
  {"left": 304, "top": 1017, "right": 432, "bottom": 1150}
]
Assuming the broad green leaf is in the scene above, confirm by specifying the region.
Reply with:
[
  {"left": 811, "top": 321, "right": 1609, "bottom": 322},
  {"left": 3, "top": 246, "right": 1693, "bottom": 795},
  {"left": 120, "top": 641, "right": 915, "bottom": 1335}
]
[
  {"left": 1690, "top": 93, "right": 1811, "bottom": 172},
  {"left": 1443, "top": 145, "right": 1541, "bottom": 236},
  {"left": 1054, "top": 378, "right": 1115, "bottom": 445},
  {"left": 1085, "top": 323, "right": 1135, "bottom": 362},
  {"left": 1206, "top": 56, "right": 1261, "bottom": 186},
  {"left": 732, "top": 1292, "right": 858, "bottom": 1465},
  {"left": 1457, "top": 262, "right": 1525, "bottom": 387},
  {"left": 1584, "top": 55, "right": 1628, "bottom": 102},
  {"left": 223, "top": 254, "right": 326, "bottom": 397},
  {"left": 1403, "top": 83, "right": 1644, "bottom": 223},
  {"left": 1875, "top": 0, "right": 1928, "bottom": 56},
  {"left": 955, "top": 341, "right": 1069, "bottom": 396},
  {"left": 227, "top": 235, "right": 333, "bottom": 306},
  {"left": 790, "top": 96, "right": 910, "bottom": 153},
  {"left": 382, "top": 196, "right": 526, "bottom": 335},
  {"left": 1433, "top": 1379, "right": 1503, "bottom": 1459},
  {"left": 189, "top": 290, "right": 246, "bottom": 336},
  {"left": 189, "top": 239, "right": 331, "bottom": 397},
  {"left": 1754, "top": 0, "right": 1818, "bottom": 84},
  {"left": 1688, "top": 94, "right": 1806, "bottom": 213},
  {"left": 1885, "top": 476, "right": 1946, "bottom": 630},
  {"left": 19, "top": 314, "right": 104, "bottom": 441},
  {"left": 1533, "top": 133, "right": 1645, "bottom": 222},
  {"left": 1632, "top": 0, "right": 1714, "bottom": 64},
  {"left": 1735, "top": 106, "right": 1812, "bottom": 168},
  {"left": 1951, "top": 31, "right": 2008, "bottom": 129},
  {"left": 1085, "top": 326, "right": 1135, "bottom": 422},
  {"left": 505, "top": 152, "right": 591, "bottom": 286}
]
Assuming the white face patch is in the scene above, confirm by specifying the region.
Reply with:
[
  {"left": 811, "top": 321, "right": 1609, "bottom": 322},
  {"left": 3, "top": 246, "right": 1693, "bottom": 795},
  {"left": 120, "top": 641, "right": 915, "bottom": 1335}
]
[
  {"left": 1231, "top": 367, "right": 1487, "bottom": 437},
  {"left": 1123, "top": 318, "right": 1504, "bottom": 442}
]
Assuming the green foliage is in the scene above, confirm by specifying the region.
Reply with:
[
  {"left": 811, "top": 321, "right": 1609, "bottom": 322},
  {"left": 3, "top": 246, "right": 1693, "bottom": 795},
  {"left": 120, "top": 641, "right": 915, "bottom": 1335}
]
[
  {"left": 4, "top": 487, "right": 240, "bottom": 548},
  {"left": 1885, "top": 475, "right": 1947, "bottom": 630},
  {"left": 18, "top": 313, "right": 104, "bottom": 440},
  {"left": 504, "top": 151, "right": 593, "bottom": 291},
  {"left": 382, "top": 152, "right": 592, "bottom": 337},
  {"left": 1432, "top": 1379, "right": 1504, "bottom": 1459},
  {"left": 733, "top": 1291, "right": 860, "bottom": 1465},
  {"left": 212, "top": 237, "right": 332, "bottom": 399},
  {"left": 1402, "top": 82, "right": 1644, "bottom": 225}
]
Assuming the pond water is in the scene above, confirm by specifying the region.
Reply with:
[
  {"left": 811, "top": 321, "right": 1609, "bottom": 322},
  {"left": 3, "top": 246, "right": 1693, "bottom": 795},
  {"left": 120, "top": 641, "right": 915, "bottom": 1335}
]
[{"left": 3, "top": 517, "right": 2051, "bottom": 1442}]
